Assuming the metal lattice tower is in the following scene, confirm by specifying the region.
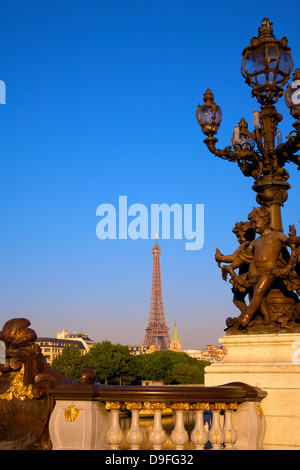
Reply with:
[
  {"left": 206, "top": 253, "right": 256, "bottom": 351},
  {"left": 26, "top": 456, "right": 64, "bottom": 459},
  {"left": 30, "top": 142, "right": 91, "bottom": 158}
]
[{"left": 143, "top": 239, "right": 171, "bottom": 349}]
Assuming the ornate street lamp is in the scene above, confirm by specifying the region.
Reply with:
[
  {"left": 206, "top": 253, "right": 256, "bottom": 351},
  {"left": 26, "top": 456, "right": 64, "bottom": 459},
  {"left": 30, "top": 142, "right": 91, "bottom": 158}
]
[
  {"left": 196, "top": 17, "right": 300, "bottom": 233},
  {"left": 196, "top": 19, "right": 300, "bottom": 334}
]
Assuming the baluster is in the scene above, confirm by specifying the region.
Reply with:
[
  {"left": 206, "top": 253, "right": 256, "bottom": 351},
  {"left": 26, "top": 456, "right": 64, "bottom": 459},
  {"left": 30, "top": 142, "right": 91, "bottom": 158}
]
[
  {"left": 208, "top": 404, "right": 225, "bottom": 450},
  {"left": 125, "top": 402, "right": 144, "bottom": 450},
  {"left": 105, "top": 402, "right": 124, "bottom": 450},
  {"left": 223, "top": 404, "right": 238, "bottom": 449},
  {"left": 190, "top": 403, "right": 210, "bottom": 450},
  {"left": 148, "top": 402, "right": 167, "bottom": 450},
  {"left": 170, "top": 403, "right": 190, "bottom": 450}
]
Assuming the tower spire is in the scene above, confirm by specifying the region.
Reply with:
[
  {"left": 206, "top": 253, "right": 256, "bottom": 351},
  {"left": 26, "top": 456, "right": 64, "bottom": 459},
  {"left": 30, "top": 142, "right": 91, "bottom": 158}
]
[
  {"left": 169, "top": 320, "right": 182, "bottom": 352},
  {"left": 143, "top": 240, "right": 171, "bottom": 349},
  {"left": 173, "top": 320, "right": 178, "bottom": 340}
]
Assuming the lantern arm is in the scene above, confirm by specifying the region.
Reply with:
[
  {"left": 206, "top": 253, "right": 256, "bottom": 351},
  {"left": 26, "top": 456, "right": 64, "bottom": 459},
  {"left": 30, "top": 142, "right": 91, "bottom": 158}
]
[
  {"left": 203, "top": 135, "right": 263, "bottom": 178},
  {"left": 275, "top": 132, "right": 300, "bottom": 170},
  {"left": 203, "top": 136, "right": 238, "bottom": 161},
  {"left": 203, "top": 135, "right": 258, "bottom": 161}
]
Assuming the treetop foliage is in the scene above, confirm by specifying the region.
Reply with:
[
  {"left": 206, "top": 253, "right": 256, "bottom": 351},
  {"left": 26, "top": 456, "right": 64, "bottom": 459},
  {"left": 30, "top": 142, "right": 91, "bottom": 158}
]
[{"left": 50, "top": 341, "right": 210, "bottom": 385}]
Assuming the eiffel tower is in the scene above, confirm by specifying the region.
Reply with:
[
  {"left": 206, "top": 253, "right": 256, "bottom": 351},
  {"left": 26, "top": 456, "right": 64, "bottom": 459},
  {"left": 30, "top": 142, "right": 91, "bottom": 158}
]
[{"left": 143, "top": 239, "right": 171, "bottom": 349}]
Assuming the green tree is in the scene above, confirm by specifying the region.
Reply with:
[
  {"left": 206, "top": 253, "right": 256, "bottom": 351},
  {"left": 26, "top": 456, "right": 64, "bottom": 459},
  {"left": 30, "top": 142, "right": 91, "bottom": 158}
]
[
  {"left": 136, "top": 350, "right": 210, "bottom": 385},
  {"left": 171, "top": 363, "right": 203, "bottom": 384},
  {"left": 50, "top": 342, "right": 210, "bottom": 386},
  {"left": 51, "top": 344, "right": 86, "bottom": 380},
  {"left": 85, "top": 341, "right": 138, "bottom": 385}
]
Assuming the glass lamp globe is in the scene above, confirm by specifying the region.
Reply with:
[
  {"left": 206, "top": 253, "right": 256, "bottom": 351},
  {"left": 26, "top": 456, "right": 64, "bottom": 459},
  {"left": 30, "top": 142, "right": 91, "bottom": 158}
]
[
  {"left": 238, "top": 133, "right": 256, "bottom": 150},
  {"left": 196, "top": 89, "right": 222, "bottom": 136},
  {"left": 241, "top": 18, "right": 293, "bottom": 104},
  {"left": 285, "top": 68, "right": 300, "bottom": 126},
  {"left": 285, "top": 68, "right": 300, "bottom": 108},
  {"left": 232, "top": 118, "right": 255, "bottom": 150}
]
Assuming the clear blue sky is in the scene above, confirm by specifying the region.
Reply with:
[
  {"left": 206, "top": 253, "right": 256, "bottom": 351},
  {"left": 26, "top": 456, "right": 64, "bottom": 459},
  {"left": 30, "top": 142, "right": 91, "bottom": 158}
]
[{"left": 1, "top": 0, "right": 299, "bottom": 349}]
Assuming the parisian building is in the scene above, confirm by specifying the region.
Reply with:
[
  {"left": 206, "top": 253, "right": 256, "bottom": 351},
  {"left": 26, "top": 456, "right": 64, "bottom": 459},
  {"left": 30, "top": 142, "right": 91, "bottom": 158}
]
[{"left": 36, "top": 329, "right": 95, "bottom": 365}]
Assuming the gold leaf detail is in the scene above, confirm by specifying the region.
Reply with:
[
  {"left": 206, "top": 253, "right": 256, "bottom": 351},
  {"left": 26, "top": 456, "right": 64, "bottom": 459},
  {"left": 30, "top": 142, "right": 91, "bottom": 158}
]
[
  {"left": 105, "top": 401, "right": 122, "bottom": 411},
  {"left": 125, "top": 402, "right": 143, "bottom": 410},
  {"left": 0, "top": 365, "right": 33, "bottom": 401},
  {"left": 149, "top": 402, "right": 167, "bottom": 411},
  {"left": 171, "top": 402, "right": 190, "bottom": 411},
  {"left": 64, "top": 405, "right": 81, "bottom": 422},
  {"left": 256, "top": 405, "right": 263, "bottom": 419},
  {"left": 192, "top": 403, "right": 210, "bottom": 411}
]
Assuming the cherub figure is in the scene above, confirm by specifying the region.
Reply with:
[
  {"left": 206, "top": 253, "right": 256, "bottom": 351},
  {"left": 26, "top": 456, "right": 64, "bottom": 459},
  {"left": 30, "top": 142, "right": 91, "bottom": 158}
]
[
  {"left": 224, "top": 207, "right": 299, "bottom": 329},
  {"left": 215, "top": 221, "right": 255, "bottom": 316}
]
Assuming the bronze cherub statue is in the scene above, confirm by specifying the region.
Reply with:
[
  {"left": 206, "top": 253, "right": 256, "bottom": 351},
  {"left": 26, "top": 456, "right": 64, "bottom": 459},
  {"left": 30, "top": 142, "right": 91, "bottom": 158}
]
[{"left": 216, "top": 207, "right": 300, "bottom": 333}]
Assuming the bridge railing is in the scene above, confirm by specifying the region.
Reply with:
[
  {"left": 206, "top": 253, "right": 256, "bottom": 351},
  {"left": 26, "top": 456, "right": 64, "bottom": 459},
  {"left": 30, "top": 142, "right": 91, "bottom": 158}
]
[
  {"left": 48, "top": 377, "right": 267, "bottom": 450},
  {"left": 0, "top": 318, "right": 267, "bottom": 450}
]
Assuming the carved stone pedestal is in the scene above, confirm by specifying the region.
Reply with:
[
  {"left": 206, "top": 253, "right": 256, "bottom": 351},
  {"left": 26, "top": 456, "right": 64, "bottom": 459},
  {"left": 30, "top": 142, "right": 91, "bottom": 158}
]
[
  {"left": 49, "top": 401, "right": 110, "bottom": 450},
  {"left": 205, "top": 333, "right": 300, "bottom": 450}
]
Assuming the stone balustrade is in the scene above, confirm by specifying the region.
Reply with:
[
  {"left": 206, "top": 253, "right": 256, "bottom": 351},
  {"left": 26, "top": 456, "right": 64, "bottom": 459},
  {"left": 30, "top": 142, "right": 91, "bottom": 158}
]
[
  {"left": 48, "top": 381, "right": 267, "bottom": 450},
  {"left": 104, "top": 401, "right": 238, "bottom": 450}
]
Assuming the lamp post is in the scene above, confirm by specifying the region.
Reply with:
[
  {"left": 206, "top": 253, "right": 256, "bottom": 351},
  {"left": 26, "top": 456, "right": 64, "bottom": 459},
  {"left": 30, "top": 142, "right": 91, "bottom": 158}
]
[
  {"left": 196, "top": 18, "right": 300, "bottom": 232},
  {"left": 196, "top": 19, "right": 300, "bottom": 333}
]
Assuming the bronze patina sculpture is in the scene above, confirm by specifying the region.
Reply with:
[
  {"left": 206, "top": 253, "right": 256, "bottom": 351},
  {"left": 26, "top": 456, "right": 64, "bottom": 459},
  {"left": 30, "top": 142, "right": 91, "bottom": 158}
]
[
  {"left": 215, "top": 221, "right": 255, "bottom": 317},
  {"left": 0, "top": 317, "right": 98, "bottom": 449},
  {"left": 197, "top": 18, "right": 300, "bottom": 334},
  {"left": 218, "top": 207, "right": 300, "bottom": 332}
]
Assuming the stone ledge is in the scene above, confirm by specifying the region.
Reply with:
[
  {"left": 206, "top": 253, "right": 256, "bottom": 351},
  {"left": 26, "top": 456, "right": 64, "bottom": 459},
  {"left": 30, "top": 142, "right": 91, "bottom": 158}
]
[{"left": 214, "top": 333, "right": 300, "bottom": 364}]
